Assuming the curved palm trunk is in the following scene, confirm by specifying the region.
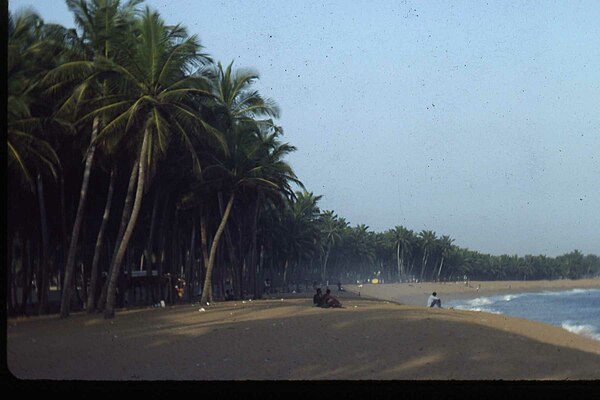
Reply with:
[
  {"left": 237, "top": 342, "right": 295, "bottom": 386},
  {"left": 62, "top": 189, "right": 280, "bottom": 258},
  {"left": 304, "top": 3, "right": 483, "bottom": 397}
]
[
  {"left": 419, "top": 250, "right": 429, "bottom": 281},
  {"left": 200, "top": 191, "right": 235, "bottom": 305},
  {"left": 104, "top": 133, "right": 149, "bottom": 319},
  {"left": 145, "top": 192, "right": 160, "bottom": 278},
  {"left": 199, "top": 205, "right": 210, "bottom": 299},
  {"left": 321, "top": 241, "right": 332, "bottom": 284},
  {"left": 60, "top": 117, "right": 99, "bottom": 318},
  {"left": 87, "top": 167, "right": 116, "bottom": 313},
  {"left": 97, "top": 159, "right": 139, "bottom": 311},
  {"left": 437, "top": 256, "right": 446, "bottom": 281}
]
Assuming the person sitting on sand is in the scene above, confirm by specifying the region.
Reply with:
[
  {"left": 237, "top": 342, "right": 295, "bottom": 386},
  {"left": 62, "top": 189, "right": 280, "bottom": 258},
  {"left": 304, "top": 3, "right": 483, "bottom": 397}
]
[
  {"left": 427, "top": 292, "right": 442, "bottom": 308},
  {"left": 313, "top": 288, "right": 324, "bottom": 306},
  {"left": 322, "top": 288, "right": 343, "bottom": 308}
]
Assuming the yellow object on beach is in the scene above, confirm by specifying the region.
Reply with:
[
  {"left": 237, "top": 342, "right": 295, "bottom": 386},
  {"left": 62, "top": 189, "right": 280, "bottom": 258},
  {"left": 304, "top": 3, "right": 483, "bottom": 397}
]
[{"left": 371, "top": 278, "right": 379, "bottom": 284}]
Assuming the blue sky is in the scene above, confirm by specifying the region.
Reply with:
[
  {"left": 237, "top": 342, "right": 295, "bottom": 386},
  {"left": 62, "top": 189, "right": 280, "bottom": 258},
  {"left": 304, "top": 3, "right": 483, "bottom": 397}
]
[{"left": 9, "top": 0, "right": 600, "bottom": 256}]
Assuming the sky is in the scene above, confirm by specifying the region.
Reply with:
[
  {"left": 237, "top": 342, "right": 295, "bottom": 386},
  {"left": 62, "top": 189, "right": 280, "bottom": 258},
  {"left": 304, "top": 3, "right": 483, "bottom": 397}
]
[{"left": 8, "top": 0, "right": 600, "bottom": 257}]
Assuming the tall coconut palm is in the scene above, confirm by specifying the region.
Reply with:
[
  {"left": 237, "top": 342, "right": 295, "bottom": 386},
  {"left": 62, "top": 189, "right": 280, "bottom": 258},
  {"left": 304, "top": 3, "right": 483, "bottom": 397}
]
[
  {"left": 190, "top": 61, "right": 290, "bottom": 300},
  {"left": 319, "top": 210, "right": 343, "bottom": 283},
  {"left": 48, "top": 0, "right": 144, "bottom": 318},
  {"left": 84, "top": 7, "right": 219, "bottom": 318},
  {"left": 390, "top": 225, "right": 413, "bottom": 282},
  {"left": 418, "top": 230, "right": 437, "bottom": 281},
  {"left": 434, "top": 235, "right": 455, "bottom": 281},
  {"left": 190, "top": 116, "right": 302, "bottom": 304}
]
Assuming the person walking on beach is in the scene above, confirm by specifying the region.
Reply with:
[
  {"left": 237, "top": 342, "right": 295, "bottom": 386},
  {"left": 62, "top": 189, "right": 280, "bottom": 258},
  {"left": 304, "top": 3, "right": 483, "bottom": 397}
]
[{"left": 427, "top": 292, "right": 442, "bottom": 308}]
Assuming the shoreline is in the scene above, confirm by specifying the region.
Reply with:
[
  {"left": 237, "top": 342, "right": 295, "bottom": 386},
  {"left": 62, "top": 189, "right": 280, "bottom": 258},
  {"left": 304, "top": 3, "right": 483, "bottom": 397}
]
[{"left": 343, "top": 278, "right": 600, "bottom": 306}]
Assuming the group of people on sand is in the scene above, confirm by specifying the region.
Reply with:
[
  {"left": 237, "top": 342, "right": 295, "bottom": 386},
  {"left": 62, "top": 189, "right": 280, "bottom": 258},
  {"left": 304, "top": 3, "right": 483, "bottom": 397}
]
[{"left": 313, "top": 287, "right": 343, "bottom": 308}]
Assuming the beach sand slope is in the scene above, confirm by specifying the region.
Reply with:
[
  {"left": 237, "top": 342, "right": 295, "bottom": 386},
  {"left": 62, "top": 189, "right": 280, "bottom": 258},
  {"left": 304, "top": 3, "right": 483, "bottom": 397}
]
[{"left": 7, "top": 284, "right": 600, "bottom": 380}]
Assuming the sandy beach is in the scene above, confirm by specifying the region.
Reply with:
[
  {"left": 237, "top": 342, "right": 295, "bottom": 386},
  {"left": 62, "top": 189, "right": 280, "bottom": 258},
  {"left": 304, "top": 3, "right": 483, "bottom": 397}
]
[{"left": 6, "top": 279, "right": 600, "bottom": 380}]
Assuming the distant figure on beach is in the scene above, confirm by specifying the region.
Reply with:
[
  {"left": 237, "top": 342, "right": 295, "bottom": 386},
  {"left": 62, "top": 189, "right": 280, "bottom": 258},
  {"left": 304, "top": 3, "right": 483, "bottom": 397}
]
[
  {"left": 313, "top": 288, "right": 324, "bottom": 306},
  {"left": 337, "top": 281, "right": 345, "bottom": 292},
  {"left": 322, "top": 288, "right": 343, "bottom": 308},
  {"left": 427, "top": 292, "right": 442, "bottom": 308}
]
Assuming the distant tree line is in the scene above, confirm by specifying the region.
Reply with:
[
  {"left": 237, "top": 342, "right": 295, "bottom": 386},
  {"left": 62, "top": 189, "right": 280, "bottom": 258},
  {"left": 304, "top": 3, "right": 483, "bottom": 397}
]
[{"left": 7, "top": 1, "right": 600, "bottom": 318}]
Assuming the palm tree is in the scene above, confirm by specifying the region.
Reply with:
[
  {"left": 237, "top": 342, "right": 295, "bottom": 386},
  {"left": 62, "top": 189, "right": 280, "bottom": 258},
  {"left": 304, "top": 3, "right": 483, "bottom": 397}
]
[
  {"left": 201, "top": 60, "right": 287, "bottom": 300},
  {"left": 48, "top": 0, "right": 144, "bottom": 318},
  {"left": 434, "top": 235, "right": 455, "bottom": 281},
  {"left": 7, "top": 9, "right": 72, "bottom": 314},
  {"left": 418, "top": 230, "right": 437, "bottom": 281},
  {"left": 319, "top": 210, "right": 343, "bottom": 283},
  {"left": 87, "top": 7, "right": 219, "bottom": 318},
  {"left": 7, "top": 9, "right": 63, "bottom": 190},
  {"left": 192, "top": 118, "right": 303, "bottom": 303},
  {"left": 390, "top": 226, "right": 413, "bottom": 282}
]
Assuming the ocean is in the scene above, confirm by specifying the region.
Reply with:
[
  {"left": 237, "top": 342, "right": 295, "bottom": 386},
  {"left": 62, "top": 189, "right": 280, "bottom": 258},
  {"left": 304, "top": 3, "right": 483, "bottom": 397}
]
[{"left": 446, "top": 288, "right": 600, "bottom": 342}]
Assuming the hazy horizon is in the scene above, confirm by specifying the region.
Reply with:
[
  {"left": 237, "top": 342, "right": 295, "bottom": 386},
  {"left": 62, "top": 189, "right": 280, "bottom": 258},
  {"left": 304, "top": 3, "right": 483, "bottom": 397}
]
[{"left": 8, "top": 0, "right": 600, "bottom": 257}]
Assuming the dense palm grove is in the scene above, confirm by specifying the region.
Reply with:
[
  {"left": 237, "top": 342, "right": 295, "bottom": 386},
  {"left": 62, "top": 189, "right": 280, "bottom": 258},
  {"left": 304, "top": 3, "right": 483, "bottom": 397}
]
[{"left": 7, "top": 1, "right": 600, "bottom": 319}]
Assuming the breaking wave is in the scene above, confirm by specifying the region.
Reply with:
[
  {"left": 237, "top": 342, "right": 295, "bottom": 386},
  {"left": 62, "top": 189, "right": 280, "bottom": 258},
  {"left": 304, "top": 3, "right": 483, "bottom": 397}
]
[
  {"left": 447, "top": 288, "right": 600, "bottom": 341},
  {"left": 561, "top": 321, "right": 600, "bottom": 341}
]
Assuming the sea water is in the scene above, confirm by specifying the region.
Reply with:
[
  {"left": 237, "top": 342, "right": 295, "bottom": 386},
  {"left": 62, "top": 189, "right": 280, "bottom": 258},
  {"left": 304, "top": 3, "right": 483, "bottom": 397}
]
[{"left": 446, "top": 288, "right": 600, "bottom": 341}]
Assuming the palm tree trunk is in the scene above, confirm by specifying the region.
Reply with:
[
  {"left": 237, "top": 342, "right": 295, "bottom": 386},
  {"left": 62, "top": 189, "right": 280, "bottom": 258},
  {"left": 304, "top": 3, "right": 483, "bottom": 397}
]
[
  {"left": 87, "top": 167, "right": 116, "bottom": 313},
  {"left": 97, "top": 159, "right": 139, "bottom": 311},
  {"left": 186, "top": 217, "right": 197, "bottom": 302},
  {"left": 200, "top": 191, "right": 235, "bottom": 305},
  {"left": 20, "top": 238, "right": 32, "bottom": 315},
  {"left": 36, "top": 173, "right": 50, "bottom": 315},
  {"left": 219, "top": 192, "right": 240, "bottom": 298},
  {"left": 419, "top": 250, "right": 428, "bottom": 281},
  {"left": 199, "top": 205, "right": 210, "bottom": 278},
  {"left": 321, "top": 241, "right": 332, "bottom": 284},
  {"left": 60, "top": 175, "right": 69, "bottom": 292},
  {"left": 436, "top": 256, "right": 445, "bottom": 281},
  {"left": 104, "top": 133, "right": 149, "bottom": 319},
  {"left": 249, "top": 196, "right": 260, "bottom": 299},
  {"left": 157, "top": 196, "right": 170, "bottom": 300},
  {"left": 60, "top": 117, "right": 99, "bottom": 318},
  {"left": 281, "top": 259, "right": 290, "bottom": 293},
  {"left": 145, "top": 191, "right": 160, "bottom": 278},
  {"left": 397, "top": 244, "right": 402, "bottom": 282}
]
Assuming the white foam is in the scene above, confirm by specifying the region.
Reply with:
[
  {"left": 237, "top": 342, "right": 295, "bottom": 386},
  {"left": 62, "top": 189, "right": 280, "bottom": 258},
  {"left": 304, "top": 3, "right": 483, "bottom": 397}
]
[
  {"left": 466, "top": 297, "right": 493, "bottom": 307},
  {"left": 561, "top": 321, "right": 600, "bottom": 341},
  {"left": 501, "top": 294, "right": 522, "bottom": 301},
  {"left": 455, "top": 305, "right": 502, "bottom": 315},
  {"left": 538, "top": 288, "right": 599, "bottom": 297}
]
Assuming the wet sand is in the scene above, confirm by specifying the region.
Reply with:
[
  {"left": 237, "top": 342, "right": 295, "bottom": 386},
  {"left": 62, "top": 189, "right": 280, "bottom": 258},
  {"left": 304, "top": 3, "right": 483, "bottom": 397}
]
[{"left": 7, "top": 279, "right": 600, "bottom": 380}]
